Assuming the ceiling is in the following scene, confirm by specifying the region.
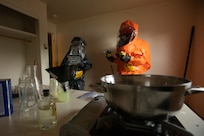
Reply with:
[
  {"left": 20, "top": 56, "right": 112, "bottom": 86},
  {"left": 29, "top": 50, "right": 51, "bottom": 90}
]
[{"left": 41, "top": 0, "right": 169, "bottom": 24}]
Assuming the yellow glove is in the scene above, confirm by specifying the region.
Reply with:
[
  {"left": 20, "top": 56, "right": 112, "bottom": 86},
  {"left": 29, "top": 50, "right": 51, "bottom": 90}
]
[{"left": 75, "top": 70, "right": 83, "bottom": 79}]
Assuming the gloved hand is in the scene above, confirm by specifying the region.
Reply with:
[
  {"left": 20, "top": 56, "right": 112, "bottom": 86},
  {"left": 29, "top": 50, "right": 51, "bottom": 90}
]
[
  {"left": 105, "top": 50, "right": 114, "bottom": 62},
  {"left": 74, "top": 70, "right": 83, "bottom": 79},
  {"left": 116, "top": 51, "right": 131, "bottom": 62}
]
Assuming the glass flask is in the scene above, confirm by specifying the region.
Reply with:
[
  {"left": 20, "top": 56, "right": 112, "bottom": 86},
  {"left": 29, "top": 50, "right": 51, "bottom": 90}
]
[
  {"left": 24, "top": 65, "right": 42, "bottom": 100},
  {"left": 18, "top": 77, "right": 38, "bottom": 123}
]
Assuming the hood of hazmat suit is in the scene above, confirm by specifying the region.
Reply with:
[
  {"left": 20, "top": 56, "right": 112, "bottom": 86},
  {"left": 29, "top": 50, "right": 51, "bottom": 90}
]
[{"left": 115, "top": 20, "right": 151, "bottom": 74}]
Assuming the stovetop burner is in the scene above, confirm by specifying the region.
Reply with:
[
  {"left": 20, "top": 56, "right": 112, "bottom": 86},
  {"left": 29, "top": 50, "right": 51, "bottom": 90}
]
[
  {"left": 90, "top": 106, "right": 193, "bottom": 136},
  {"left": 60, "top": 96, "right": 193, "bottom": 136}
]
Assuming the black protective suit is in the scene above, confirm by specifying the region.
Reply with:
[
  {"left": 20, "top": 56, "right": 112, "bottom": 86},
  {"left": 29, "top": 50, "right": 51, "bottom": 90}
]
[{"left": 60, "top": 37, "right": 92, "bottom": 90}]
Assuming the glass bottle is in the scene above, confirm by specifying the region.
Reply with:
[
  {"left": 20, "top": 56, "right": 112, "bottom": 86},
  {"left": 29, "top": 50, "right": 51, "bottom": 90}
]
[
  {"left": 18, "top": 77, "right": 38, "bottom": 123},
  {"left": 38, "top": 89, "right": 57, "bottom": 130},
  {"left": 17, "top": 76, "right": 26, "bottom": 105},
  {"left": 57, "top": 81, "right": 70, "bottom": 102},
  {"left": 26, "top": 65, "right": 42, "bottom": 100}
]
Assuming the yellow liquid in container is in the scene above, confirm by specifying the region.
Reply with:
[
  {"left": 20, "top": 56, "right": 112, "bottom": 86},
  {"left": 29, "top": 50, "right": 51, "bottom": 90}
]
[
  {"left": 57, "top": 89, "right": 70, "bottom": 102},
  {"left": 57, "top": 81, "right": 70, "bottom": 102},
  {"left": 38, "top": 89, "right": 57, "bottom": 130}
]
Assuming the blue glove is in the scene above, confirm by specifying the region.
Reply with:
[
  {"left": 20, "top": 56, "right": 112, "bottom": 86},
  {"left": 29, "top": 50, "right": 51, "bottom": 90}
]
[
  {"left": 116, "top": 51, "right": 131, "bottom": 62},
  {"left": 105, "top": 50, "right": 114, "bottom": 62}
]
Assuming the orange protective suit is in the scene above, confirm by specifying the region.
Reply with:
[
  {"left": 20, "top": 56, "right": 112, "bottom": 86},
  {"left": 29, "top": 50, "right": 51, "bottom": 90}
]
[{"left": 106, "top": 20, "right": 151, "bottom": 74}]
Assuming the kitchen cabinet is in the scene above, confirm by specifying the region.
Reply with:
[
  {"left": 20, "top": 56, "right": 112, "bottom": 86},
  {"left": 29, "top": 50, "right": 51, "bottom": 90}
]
[
  {"left": 0, "top": 4, "right": 39, "bottom": 86},
  {"left": 0, "top": 25, "right": 36, "bottom": 42},
  {"left": 0, "top": 4, "right": 37, "bottom": 42},
  {"left": 0, "top": 0, "right": 49, "bottom": 86}
]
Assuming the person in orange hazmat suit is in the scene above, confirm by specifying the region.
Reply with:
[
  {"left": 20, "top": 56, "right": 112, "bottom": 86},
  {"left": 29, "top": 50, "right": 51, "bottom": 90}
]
[{"left": 105, "top": 20, "right": 151, "bottom": 74}]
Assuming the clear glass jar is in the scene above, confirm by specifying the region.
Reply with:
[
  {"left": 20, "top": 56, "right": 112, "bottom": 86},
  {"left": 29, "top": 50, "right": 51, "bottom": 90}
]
[
  {"left": 38, "top": 89, "right": 57, "bottom": 130},
  {"left": 57, "top": 81, "right": 70, "bottom": 102}
]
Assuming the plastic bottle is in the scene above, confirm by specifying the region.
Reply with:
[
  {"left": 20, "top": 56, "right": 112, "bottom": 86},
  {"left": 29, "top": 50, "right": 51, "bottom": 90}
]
[
  {"left": 38, "top": 89, "right": 57, "bottom": 130},
  {"left": 57, "top": 81, "right": 70, "bottom": 102},
  {"left": 49, "top": 78, "right": 58, "bottom": 98}
]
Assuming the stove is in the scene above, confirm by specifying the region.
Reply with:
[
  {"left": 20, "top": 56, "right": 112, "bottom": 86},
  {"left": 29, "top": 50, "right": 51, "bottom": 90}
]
[{"left": 60, "top": 96, "right": 193, "bottom": 136}]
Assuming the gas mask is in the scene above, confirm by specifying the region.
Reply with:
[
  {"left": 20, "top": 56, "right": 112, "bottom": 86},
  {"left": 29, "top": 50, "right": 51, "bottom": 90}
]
[
  {"left": 117, "top": 25, "right": 136, "bottom": 48},
  {"left": 67, "top": 39, "right": 86, "bottom": 65}
]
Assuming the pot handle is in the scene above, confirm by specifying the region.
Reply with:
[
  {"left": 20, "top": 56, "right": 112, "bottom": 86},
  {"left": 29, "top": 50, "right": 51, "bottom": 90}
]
[{"left": 186, "top": 86, "right": 204, "bottom": 95}]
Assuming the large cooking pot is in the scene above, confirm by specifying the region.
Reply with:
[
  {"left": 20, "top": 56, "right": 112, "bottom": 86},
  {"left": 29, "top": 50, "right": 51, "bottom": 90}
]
[{"left": 100, "top": 74, "right": 204, "bottom": 120}]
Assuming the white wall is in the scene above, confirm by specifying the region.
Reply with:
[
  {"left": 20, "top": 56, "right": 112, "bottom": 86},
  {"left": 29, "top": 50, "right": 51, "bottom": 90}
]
[
  {"left": 0, "top": 38, "right": 26, "bottom": 85},
  {"left": 57, "top": 0, "right": 195, "bottom": 91},
  {"left": 0, "top": 0, "right": 49, "bottom": 86}
]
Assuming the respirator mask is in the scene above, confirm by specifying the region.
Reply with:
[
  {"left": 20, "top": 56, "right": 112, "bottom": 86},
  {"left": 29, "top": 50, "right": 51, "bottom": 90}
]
[{"left": 67, "top": 40, "right": 86, "bottom": 65}]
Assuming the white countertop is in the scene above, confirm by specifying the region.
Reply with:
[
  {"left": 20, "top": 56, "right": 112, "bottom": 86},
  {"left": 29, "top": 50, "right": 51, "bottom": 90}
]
[
  {"left": 175, "top": 104, "right": 204, "bottom": 136},
  {"left": 0, "top": 90, "right": 91, "bottom": 136},
  {"left": 0, "top": 90, "right": 203, "bottom": 136}
]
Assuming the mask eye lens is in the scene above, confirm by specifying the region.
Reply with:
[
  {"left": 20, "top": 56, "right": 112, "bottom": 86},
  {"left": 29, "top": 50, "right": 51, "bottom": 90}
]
[
  {"left": 119, "top": 34, "right": 130, "bottom": 41},
  {"left": 117, "top": 34, "right": 131, "bottom": 47}
]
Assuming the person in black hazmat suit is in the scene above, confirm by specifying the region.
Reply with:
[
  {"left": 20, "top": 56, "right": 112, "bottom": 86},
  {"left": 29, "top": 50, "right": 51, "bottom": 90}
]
[{"left": 60, "top": 37, "right": 92, "bottom": 90}]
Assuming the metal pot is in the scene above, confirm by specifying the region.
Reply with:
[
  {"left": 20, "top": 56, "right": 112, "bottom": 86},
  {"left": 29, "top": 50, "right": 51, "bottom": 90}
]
[{"left": 100, "top": 74, "right": 204, "bottom": 120}]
